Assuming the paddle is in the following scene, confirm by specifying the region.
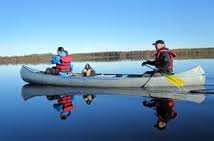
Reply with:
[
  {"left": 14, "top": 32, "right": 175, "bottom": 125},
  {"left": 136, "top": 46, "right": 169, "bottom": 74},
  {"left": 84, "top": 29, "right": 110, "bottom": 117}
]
[
  {"left": 189, "top": 89, "right": 214, "bottom": 94},
  {"left": 143, "top": 63, "right": 185, "bottom": 88}
]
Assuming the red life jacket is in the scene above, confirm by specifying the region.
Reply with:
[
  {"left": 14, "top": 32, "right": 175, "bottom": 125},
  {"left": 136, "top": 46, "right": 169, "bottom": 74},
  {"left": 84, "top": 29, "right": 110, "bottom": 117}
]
[
  {"left": 167, "top": 100, "right": 174, "bottom": 108},
  {"left": 167, "top": 100, "right": 177, "bottom": 119},
  {"left": 56, "top": 56, "right": 72, "bottom": 73},
  {"left": 63, "top": 104, "right": 73, "bottom": 112},
  {"left": 58, "top": 96, "right": 74, "bottom": 112},
  {"left": 154, "top": 48, "right": 176, "bottom": 73}
]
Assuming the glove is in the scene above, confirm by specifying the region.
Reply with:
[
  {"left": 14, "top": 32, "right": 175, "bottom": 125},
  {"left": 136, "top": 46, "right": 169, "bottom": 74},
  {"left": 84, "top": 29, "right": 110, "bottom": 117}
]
[{"left": 141, "top": 61, "right": 148, "bottom": 66}]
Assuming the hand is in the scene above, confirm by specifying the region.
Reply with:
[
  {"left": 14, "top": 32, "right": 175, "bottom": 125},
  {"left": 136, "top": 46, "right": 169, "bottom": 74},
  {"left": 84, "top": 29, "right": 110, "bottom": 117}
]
[{"left": 141, "top": 61, "right": 148, "bottom": 66}]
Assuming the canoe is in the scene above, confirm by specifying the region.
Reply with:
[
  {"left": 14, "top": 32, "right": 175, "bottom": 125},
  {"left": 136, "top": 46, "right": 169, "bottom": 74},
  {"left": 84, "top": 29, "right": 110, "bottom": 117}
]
[
  {"left": 20, "top": 65, "right": 206, "bottom": 88},
  {"left": 22, "top": 84, "right": 206, "bottom": 103}
]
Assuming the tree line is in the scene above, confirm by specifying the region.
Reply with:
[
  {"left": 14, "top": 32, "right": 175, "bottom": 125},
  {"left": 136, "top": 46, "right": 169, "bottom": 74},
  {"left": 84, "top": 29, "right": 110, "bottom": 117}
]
[{"left": 0, "top": 48, "right": 214, "bottom": 65}]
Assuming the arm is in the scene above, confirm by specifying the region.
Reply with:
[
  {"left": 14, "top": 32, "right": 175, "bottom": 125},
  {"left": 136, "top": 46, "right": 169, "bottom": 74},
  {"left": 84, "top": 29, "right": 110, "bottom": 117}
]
[
  {"left": 142, "top": 60, "right": 155, "bottom": 66},
  {"left": 51, "top": 55, "right": 61, "bottom": 65},
  {"left": 146, "top": 60, "right": 156, "bottom": 66},
  {"left": 143, "top": 99, "right": 156, "bottom": 108}
]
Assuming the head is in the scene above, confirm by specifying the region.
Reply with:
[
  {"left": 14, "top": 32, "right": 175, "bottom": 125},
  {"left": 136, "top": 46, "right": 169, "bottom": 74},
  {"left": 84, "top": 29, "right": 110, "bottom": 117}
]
[
  {"left": 60, "top": 112, "right": 71, "bottom": 120},
  {"left": 85, "top": 64, "right": 91, "bottom": 70},
  {"left": 152, "top": 40, "right": 166, "bottom": 50},
  {"left": 57, "top": 47, "right": 64, "bottom": 52},
  {"left": 57, "top": 47, "right": 68, "bottom": 56},
  {"left": 155, "top": 120, "right": 167, "bottom": 130}
]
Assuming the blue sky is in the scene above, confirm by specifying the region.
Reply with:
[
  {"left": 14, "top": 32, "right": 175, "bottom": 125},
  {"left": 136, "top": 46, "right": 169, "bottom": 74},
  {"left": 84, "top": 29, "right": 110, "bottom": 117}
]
[{"left": 1, "top": 0, "right": 214, "bottom": 56}]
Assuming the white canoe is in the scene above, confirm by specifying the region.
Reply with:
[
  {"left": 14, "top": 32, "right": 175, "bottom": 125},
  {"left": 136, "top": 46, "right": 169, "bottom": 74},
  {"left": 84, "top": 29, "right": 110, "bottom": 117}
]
[
  {"left": 22, "top": 85, "right": 206, "bottom": 103},
  {"left": 20, "top": 65, "right": 206, "bottom": 88}
]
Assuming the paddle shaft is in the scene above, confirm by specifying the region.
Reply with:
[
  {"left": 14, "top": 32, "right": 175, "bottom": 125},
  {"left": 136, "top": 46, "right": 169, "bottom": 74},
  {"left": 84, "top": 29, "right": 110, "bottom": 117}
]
[
  {"left": 145, "top": 64, "right": 156, "bottom": 71},
  {"left": 189, "top": 89, "right": 214, "bottom": 94},
  {"left": 141, "top": 58, "right": 156, "bottom": 70}
]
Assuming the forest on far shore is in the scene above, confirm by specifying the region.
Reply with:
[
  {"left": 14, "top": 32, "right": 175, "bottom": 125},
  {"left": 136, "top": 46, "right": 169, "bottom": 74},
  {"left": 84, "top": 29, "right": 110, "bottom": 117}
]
[{"left": 0, "top": 48, "right": 214, "bottom": 65}]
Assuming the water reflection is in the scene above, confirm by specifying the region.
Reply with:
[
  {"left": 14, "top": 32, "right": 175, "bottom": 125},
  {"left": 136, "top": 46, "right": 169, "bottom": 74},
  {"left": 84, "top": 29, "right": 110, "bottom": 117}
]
[
  {"left": 21, "top": 85, "right": 206, "bottom": 127},
  {"left": 83, "top": 94, "right": 96, "bottom": 105},
  {"left": 47, "top": 95, "right": 74, "bottom": 120},
  {"left": 143, "top": 97, "right": 177, "bottom": 130}
]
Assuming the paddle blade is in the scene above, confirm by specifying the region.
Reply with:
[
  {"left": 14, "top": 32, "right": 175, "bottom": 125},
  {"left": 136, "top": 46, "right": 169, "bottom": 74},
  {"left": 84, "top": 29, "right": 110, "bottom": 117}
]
[{"left": 165, "top": 75, "right": 185, "bottom": 88}]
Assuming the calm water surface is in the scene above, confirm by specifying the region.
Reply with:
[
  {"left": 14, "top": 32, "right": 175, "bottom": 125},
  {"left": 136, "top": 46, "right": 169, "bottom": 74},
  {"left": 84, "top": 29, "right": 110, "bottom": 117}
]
[{"left": 0, "top": 59, "right": 214, "bottom": 141}]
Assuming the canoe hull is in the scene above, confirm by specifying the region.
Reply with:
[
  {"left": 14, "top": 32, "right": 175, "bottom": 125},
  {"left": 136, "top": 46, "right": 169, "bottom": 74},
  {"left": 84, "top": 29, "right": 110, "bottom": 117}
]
[{"left": 20, "top": 65, "right": 206, "bottom": 88}]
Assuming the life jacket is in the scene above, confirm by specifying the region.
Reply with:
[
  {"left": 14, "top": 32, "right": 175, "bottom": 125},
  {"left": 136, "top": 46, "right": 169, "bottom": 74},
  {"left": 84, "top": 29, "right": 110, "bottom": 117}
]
[
  {"left": 156, "top": 99, "right": 177, "bottom": 121},
  {"left": 154, "top": 48, "right": 176, "bottom": 73},
  {"left": 58, "top": 96, "right": 74, "bottom": 112},
  {"left": 55, "top": 55, "right": 72, "bottom": 73}
]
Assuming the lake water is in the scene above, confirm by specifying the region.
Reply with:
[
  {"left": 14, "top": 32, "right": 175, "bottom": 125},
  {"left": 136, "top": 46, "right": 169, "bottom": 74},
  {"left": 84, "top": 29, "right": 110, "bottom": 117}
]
[{"left": 0, "top": 59, "right": 214, "bottom": 141}]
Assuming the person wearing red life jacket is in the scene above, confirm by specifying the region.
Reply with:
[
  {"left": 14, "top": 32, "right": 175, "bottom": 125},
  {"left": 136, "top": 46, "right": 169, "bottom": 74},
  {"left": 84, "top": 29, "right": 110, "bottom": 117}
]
[
  {"left": 143, "top": 98, "right": 177, "bottom": 130},
  {"left": 55, "top": 47, "right": 72, "bottom": 74},
  {"left": 45, "top": 47, "right": 72, "bottom": 75},
  {"left": 142, "top": 40, "right": 176, "bottom": 76}
]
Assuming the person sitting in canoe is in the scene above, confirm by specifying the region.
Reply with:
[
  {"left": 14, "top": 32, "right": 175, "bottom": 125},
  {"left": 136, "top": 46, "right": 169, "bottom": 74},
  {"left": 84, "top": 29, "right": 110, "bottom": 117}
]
[
  {"left": 82, "top": 64, "right": 96, "bottom": 76},
  {"left": 45, "top": 47, "right": 72, "bottom": 76},
  {"left": 143, "top": 98, "right": 177, "bottom": 130},
  {"left": 142, "top": 40, "right": 176, "bottom": 76}
]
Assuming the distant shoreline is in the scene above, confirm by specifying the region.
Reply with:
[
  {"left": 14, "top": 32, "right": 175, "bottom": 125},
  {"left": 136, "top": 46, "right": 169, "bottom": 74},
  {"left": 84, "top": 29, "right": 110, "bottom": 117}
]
[{"left": 0, "top": 47, "right": 214, "bottom": 65}]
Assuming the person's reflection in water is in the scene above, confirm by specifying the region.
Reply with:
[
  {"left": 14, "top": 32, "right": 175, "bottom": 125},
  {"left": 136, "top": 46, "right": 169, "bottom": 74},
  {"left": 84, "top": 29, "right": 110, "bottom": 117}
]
[
  {"left": 143, "top": 97, "right": 177, "bottom": 130},
  {"left": 47, "top": 95, "right": 74, "bottom": 120},
  {"left": 83, "top": 94, "right": 96, "bottom": 105}
]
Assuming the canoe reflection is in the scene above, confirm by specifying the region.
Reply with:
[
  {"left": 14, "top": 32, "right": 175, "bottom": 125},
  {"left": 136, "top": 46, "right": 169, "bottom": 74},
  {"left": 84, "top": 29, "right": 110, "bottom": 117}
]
[
  {"left": 22, "top": 84, "right": 205, "bottom": 103},
  {"left": 143, "top": 97, "right": 177, "bottom": 130},
  {"left": 21, "top": 85, "right": 206, "bottom": 123}
]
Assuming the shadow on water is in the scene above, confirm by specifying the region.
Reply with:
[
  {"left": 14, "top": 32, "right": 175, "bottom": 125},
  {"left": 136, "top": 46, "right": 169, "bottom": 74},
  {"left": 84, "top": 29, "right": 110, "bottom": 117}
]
[{"left": 21, "top": 84, "right": 206, "bottom": 129}]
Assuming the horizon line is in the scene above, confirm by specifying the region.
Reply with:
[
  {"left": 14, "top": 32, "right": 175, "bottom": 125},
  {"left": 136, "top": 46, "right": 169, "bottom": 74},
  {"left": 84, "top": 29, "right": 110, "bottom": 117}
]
[{"left": 1, "top": 47, "right": 214, "bottom": 58}]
